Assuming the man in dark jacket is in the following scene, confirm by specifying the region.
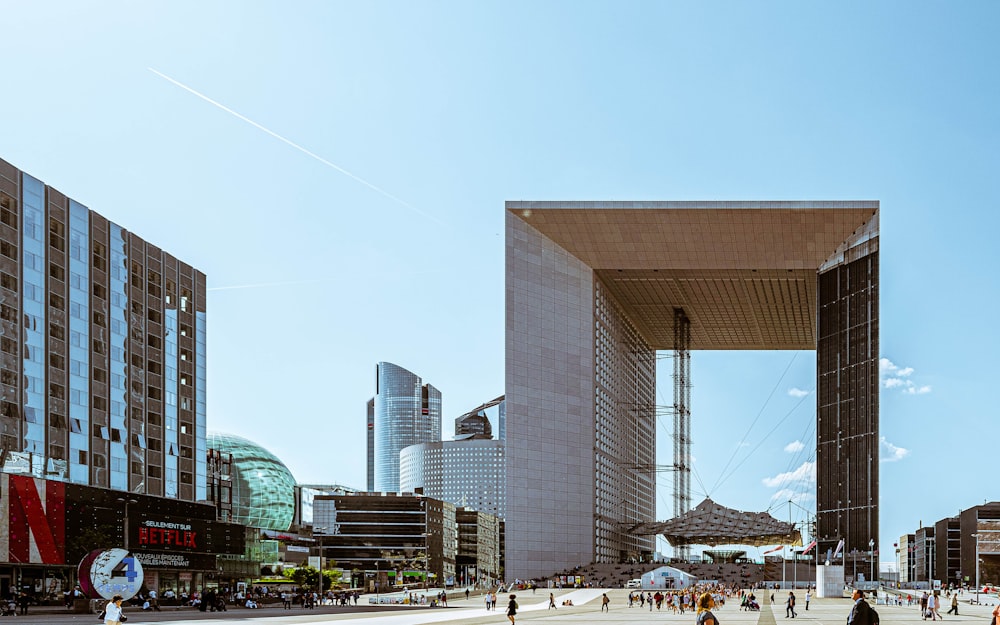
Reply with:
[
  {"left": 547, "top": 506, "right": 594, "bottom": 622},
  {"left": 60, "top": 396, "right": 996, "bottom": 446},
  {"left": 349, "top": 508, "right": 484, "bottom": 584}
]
[{"left": 848, "top": 589, "right": 872, "bottom": 625}]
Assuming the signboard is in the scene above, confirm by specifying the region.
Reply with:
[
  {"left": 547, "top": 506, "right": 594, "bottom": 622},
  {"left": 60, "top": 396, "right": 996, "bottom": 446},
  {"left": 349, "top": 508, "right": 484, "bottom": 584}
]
[
  {"left": 133, "top": 552, "right": 217, "bottom": 570},
  {"left": 78, "top": 548, "right": 144, "bottom": 600},
  {"left": 135, "top": 516, "right": 205, "bottom": 551}
]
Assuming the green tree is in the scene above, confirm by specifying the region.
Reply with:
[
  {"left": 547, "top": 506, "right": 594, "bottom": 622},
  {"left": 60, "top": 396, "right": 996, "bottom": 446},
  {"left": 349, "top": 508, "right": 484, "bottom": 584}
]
[{"left": 283, "top": 566, "right": 342, "bottom": 591}]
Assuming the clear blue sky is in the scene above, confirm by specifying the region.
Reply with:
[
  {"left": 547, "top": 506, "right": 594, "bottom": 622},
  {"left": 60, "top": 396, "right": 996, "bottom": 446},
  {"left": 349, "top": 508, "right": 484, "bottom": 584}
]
[{"left": 3, "top": 1, "right": 997, "bottom": 569}]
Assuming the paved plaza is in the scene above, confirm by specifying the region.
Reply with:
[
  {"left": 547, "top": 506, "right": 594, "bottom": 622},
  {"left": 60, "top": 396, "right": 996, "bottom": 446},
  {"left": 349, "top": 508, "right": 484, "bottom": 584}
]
[{"left": 9, "top": 589, "right": 999, "bottom": 625}]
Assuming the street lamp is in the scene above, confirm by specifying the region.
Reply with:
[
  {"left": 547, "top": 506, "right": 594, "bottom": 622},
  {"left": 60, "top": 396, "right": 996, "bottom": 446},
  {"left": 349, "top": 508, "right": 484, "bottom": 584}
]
[
  {"left": 314, "top": 526, "right": 327, "bottom": 602},
  {"left": 869, "top": 539, "right": 875, "bottom": 588},
  {"left": 972, "top": 534, "right": 980, "bottom": 604},
  {"left": 117, "top": 497, "right": 138, "bottom": 551}
]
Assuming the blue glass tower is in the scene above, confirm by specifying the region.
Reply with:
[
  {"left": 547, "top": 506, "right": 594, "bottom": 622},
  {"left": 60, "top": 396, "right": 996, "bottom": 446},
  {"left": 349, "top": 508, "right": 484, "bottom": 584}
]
[{"left": 371, "top": 362, "right": 441, "bottom": 493}]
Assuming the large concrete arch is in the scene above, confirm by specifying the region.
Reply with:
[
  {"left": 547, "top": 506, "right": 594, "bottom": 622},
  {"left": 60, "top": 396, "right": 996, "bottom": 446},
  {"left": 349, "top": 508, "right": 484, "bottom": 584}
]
[{"left": 504, "top": 201, "right": 879, "bottom": 580}]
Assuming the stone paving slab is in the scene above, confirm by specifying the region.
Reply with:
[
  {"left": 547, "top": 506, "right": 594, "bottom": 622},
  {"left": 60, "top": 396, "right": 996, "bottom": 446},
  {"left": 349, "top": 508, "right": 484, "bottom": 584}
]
[{"left": 8, "top": 589, "right": 998, "bottom": 625}]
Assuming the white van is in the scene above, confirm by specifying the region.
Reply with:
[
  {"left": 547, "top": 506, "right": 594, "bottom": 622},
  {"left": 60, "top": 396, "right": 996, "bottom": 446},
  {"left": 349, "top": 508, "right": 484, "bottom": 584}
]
[{"left": 627, "top": 579, "right": 642, "bottom": 589}]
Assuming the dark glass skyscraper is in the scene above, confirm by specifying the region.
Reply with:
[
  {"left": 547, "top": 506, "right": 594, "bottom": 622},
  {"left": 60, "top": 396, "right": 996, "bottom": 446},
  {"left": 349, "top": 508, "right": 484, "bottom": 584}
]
[
  {"left": 454, "top": 395, "right": 504, "bottom": 441},
  {"left": 0, "top": 158, "right": 207, "bottom": 501},
  {"left": 370, "top": 362, "right": 440, "bottom": 493},
  {"left": 366, "top": 397, "right": 375, "bottom": 492}
]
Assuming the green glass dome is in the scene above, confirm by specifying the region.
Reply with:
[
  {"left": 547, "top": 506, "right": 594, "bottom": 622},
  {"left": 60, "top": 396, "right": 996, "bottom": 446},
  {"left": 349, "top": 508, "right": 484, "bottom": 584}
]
[{"left": 208, "top": 431, "right": 296, "bottom": 531}]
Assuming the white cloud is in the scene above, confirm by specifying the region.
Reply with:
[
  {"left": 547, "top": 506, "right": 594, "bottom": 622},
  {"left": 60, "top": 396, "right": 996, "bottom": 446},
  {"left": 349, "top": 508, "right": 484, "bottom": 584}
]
[
  {"left": 769, "top": 488, "right": 815, "bottom": 504},
  {"left": 762, "top": 461, "right": 816, "bottom": 488},
  {"left": 784, "top": 440, "right": 805, "bottom": 453},
  {"left": 788, "top": 387, "right": 810, "bottom": 398},
  {"left": 880, "top": 357, "right": 931, "bottom": 395},
  {"left": 880, "top": 437, "right": 910, "bottom": 462}
]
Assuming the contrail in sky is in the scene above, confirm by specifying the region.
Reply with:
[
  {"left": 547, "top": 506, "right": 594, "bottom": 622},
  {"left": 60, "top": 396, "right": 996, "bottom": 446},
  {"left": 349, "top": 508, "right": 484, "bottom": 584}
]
[{"left": 148, "top": 67, "right": 443, "bottom": 225}]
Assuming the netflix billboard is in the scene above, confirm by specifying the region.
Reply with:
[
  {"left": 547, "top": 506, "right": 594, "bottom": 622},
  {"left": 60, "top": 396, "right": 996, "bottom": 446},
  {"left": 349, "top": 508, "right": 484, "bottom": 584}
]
[{"left": 0, "top": 475, "right": 245, "bottom": 567}]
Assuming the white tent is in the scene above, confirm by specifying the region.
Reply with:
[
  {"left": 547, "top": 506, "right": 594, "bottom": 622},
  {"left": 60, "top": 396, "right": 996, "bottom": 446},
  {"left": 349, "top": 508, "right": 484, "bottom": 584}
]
[{"left": 640, "top": 566, "right": 698, "bottom": 590}]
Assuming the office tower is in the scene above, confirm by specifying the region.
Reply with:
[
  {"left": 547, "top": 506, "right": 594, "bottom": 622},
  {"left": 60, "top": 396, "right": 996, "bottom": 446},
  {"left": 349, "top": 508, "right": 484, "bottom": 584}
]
[
  {"left": 454, "top": 395, "right": 504, "bottom": 440},
  {"left": 366, "top": 398, "right": 375, "bottom": 491},
  {"left": 400, "top": 438, "right": 505, "bottom": 520},
  {"left": 371, "top": 362, "right": 440, "bottom": 493},
  {"left": 505, "top": 201, "right": 879, "bottom": 578}
]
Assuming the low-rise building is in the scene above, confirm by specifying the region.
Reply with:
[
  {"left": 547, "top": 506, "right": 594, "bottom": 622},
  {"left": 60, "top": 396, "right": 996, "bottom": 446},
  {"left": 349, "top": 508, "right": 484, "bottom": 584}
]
[
  {"left": 456, "top": 507, "right": 501, "bottom": 588},
  {"left": 314, "top": 492, "right": 456, "bottom": 590}
]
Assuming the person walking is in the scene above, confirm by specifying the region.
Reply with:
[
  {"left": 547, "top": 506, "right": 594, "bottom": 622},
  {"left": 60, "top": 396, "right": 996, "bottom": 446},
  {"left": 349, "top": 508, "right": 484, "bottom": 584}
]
[
  {"left": 927, "top": 592, "right": 938, "bottom": 621},
  {"left": 549, "top": 592, "right": 557, "bottom": 609},
  {"left": 847, "top": 589, "right": 873, "bottom": 625},
  {"left": 506, "top": 594, "right": 518, "bottom": 625},
  {"left": 947, "top": 593, "right": 958, "bottom": 615},
  {"left": 805, "top": 589, "right": 811, "bottom": 610},
  {"left": 786, "top": 591, "right": 797, "bottom": 618},
  {"left": 102, "top": 594, "right": 125, "bottom": 625},
  {"left": 601, "top": 593, "right": 610, "bottom": 612},
  {"left": 696, "top": 592, "right": 719, "bottom": 625},
  {"left": 932, "top": 592, "right": 943, "bottom": 620}
]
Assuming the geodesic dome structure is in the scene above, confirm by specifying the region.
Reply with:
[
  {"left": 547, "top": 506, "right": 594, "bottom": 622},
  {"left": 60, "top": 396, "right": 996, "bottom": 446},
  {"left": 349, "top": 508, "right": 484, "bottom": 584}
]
[{"left": 207, "top": 431, "right": 296, "bottom": 531}]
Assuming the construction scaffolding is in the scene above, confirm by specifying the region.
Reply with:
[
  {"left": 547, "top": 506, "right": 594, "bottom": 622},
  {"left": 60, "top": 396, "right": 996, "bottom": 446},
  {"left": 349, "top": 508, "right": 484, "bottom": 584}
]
[{"left": 673, "top": 308, "right": 692, "bottom": 558}]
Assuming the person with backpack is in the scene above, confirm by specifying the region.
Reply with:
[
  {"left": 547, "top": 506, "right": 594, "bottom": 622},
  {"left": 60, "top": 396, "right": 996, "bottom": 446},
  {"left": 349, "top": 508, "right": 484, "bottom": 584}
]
[
  {"left": 506, "top": 594, "right": 518, "bottom": 624},
  {"left": 848, "top": 588, "right": 877, "bottom": 625}
]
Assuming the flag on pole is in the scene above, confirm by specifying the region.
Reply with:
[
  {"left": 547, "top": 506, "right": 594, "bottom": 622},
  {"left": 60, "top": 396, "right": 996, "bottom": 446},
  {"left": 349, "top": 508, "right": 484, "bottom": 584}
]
[
  {"left": 763, "top": 545, "right": 784, "bottom": 555},
  {"left": 802, "top": 540, "right": 818, "bottom": 554},
  {"left": 833, "top": 538, "right": 845, "bottom": 559}
]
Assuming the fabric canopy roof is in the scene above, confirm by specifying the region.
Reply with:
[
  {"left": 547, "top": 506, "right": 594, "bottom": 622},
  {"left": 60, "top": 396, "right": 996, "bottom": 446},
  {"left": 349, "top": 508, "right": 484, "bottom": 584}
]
[{"left": 629, "top": 498, "right": 802, "bottom": 547}]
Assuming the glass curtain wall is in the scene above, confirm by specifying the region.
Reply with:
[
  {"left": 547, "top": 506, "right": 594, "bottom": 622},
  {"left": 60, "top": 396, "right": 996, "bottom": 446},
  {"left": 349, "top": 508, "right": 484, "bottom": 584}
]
[
  {"left": 164, "top": 308, "right": 179, "bottom": 498},
  {"left": 20, "top": 174, "right": 46, "bottom": 477},
  {"left": 67, "top": 200, "right": 90, "bottom": 484},
  {"left": 195, "top": 309, "right": 206, "bottom": 500},
  {"left": 108, "top": 224, "right": 128, "bottom": 490}
]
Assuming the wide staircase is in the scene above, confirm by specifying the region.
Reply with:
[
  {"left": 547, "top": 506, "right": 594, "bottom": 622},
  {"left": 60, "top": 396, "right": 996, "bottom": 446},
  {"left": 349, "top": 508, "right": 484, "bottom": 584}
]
[{"left": 545, "top": 560, "right": 770, "bottom": 588}]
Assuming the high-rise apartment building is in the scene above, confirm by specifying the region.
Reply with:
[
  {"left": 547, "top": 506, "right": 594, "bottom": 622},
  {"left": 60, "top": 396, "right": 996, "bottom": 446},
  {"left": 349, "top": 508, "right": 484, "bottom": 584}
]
[
  {"left": 0, "top": 158, "right": 206, "bottom": 499},
  {"left": 368, "top": 362, "right": 440, "bottom": 493}
]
